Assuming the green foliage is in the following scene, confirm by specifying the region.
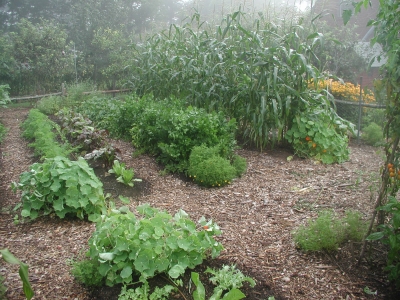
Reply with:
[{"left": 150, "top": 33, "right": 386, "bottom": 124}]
[
  {"left": 191, "top": 265, "right": 255, "bottom": 300},
  {"left": 293, "top": 210, "right": 368, "bottom": 252},
  {"left": 0, "top": 122, "right": 7, "bottom": 145},
  {"left": 188, "top": 145, "right": 239, "bottom": 188},
  {"left": 121, "top": 96, "right": 237, "bottom": 173},
  {"left": 108, "top": 160, "right": 141, "bottom": 187},
  {"left": 361, "top": 122, "right": 384, "bottom": 146},
  {"left": 205, "top": 265, "right": 255, "bottom": 299},
  {"left": 0, "top": 273, "right": 5, "bottom": 300},
  {"left": 21, "top": 109, "right": 72, "bottom": 158},
  {"left": 8, "top": 18, "right": 74, "bottom": 95},
  {"left": 118, "top": 281, "right": 175, "bottom": 300},
  {"left": 0, "top": 248, "right": 34, "bottom": 300},
  {"left": 70, "top": 258, "right": 104, "bottom": 287},
  {"left": 11, "top": 156, "right": 105, "bottom": 221},
  {"left": 35, "top": 95, "right": 64, "bottom": 115},
  {"left": 87, "top": 204, "right": 223, "bottom": 286},
  {"left": 0, "top": 84, "right": 10, "bottom": 107},
  {"left": 367, "top": 196, "right": 400, "bottom": 288},
  {"left": 231, "top": 155, "right": 247, "bottom": 178},
  {"left": 285, "top": 108, "right": 353, "bottom": 164}
]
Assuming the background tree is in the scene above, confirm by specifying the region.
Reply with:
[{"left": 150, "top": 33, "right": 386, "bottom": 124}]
[{"left": 9, "top": 18, "right": 74, "bottom": 94}]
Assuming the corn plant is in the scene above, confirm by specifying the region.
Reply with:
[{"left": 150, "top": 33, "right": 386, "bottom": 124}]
[{"left": 128, "top": 10, "right": 331, "bottom": 150}]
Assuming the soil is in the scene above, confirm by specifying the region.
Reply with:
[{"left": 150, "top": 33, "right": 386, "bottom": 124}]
[{"left": 1, "top": 107, "right": 399, "bottom": 300}]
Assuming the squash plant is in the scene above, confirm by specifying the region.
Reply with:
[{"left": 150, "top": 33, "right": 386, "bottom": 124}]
[{"left": 12, "top": 156, "right": 106, "bottom": 221}]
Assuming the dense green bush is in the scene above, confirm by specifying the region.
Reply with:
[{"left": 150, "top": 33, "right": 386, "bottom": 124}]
[
  {"left": 35, "top": 95, "right": 64, "bottom": 115},
  {"left": 21, "top": 109, "right": 72, "bottom": 158},
  {"left": 0, "top": 84, "right": 10, "bottom": 107},
  {"left": 85, "top": 204, "right": 223, "bottom": 286},
  {"left": 12, "top": 156, "right": 106, "bottom": 221},
  {"left": 187, "top": 145, "right": 246, "bottom": 187},
  {"left": 362, "top": 122, "right": 384, "bottom": 146}
]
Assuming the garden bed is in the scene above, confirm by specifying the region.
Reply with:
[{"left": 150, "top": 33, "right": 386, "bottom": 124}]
[{"left": 0, "top": 107, "right": 399, "bottom": 299}]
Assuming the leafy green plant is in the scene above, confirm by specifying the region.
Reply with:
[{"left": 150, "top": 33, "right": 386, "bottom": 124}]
[
  {"left": 0, "top": 273, "right": 6, "bottom": 300},
  {"left": 367, "top": 196, "right": 400, "bottom": 288},
  {"left": 86, "top": 204, "right": 223, "bottom": 286},
  {"left": 0, "top": 248, "right": 34, "bottom": 300},
  {"left": 118, "top": 281, "right": 175, "bottom": 300},
  {"left": 70, "top": 258, "right": 104, "bottom": 287},
  {"left": 35, "top": 95, "right": 64, "bottom": 115},
  {"left": 21, "top": 109, "right": 72, "bottom": 158},
  {"left": 205, "top": 265, "right": 255, "bottom": 299},
  {"left": 285, "top": 108, "right": 354, "bottom": 164},
  {"left": 361, "top": 122, "right": 384, "bottom": 146},
  {"left": 108, "top": 160, "right": 141, "bottom": 187},
  {"left": 293, "top": 210, "right": 368, "bottom": 252},
  {"left": 0, "top": 84, "right": 10, "bottom": 107},
  {"left": 191, "top": 265, "right": 255, "bottom": 300},
  {"left": 187, "top": 145, "right": 246, "bottom": 187},
  {"left": 11, "top": 156, "right": 106, "bottom": 221}
]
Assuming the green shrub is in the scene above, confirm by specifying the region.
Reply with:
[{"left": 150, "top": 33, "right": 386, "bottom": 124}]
[
  {"left": 36, "top": 95, "right": 64, "bottom": 115},
  {"left": 70, "top": 258, "right": 104, "bottom": 287},
  {"left": 21, "top": 109, "right": 72, "bottom": 158},
  {"left": 286, "top": 108, "right": 353, "bottom": 164},
  {"left": 232, "top": 155, "right": 247, "bottom": 177},
  {"left": 293, "top": 210, "right": 368, "bottom": 252},
  {"left": 0, "top": 84, "right": 10, "bottom": 107},
  {"left": 362, "top": 122, "right": 384, "bottom": 146},
  {"left": 12, "top": 156, "right": 106, "bottom": 221},
  {"left": 188, "top": 147, "right": 236, "bottom": 188},
  {"left": 86, "top": 204, "right": 223, "bottom": 286}
]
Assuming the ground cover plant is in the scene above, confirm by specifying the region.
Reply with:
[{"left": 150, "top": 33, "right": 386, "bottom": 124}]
[
  {"left": 293, "top": 210, "right": 368, "bottom": 252},
  {"left": 21, "top": 109, "right": 73, "bottom": 159},
  {"left": 11, "top": 156, "right": 106, "bottom": 221}
]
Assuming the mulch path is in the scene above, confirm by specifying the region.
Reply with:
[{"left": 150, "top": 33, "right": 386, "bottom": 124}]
[{"left": 1, "top": 107, "right": 399, "bottom": 299}]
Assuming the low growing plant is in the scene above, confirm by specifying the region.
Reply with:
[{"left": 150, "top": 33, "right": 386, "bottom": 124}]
[
  {"left": 70, "top": 258, "right": 104, "bottom": 287},
  {"left": 187, "top": 145, "right": 246, "bottom": 187},
  {"left": 191, "top": 265, "right": 255, "bottom": 300},
  {"left": 293, "top": 210, "right": 368, "bottom": 252},
  {"left": 21, "top": 109, "right": 72, "bottom": 158},
  {"left": 35, "top": 95, "right": 64, "bottom": 115},
  {"left": 0, "top": 122, "right": 7, "bottom": 144},
  {"left": 0, "top": 84, "right": 10, "bottom": 107},
  {"left": 85, "top": 204, "right": 223, "bottom": 286},
  {"left": 118, "top": 281, "right": 176, "bottom": 300},
  {"left": 108, "top": 160, "right": 141, "bottom": 187},
  {"left": 12, "top": 156, "right": 106, "bottom": 221}
]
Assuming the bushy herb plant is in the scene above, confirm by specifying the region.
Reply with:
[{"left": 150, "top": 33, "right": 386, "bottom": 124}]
[
  {"left": 367, "top": 196, "right": 400, "bottom": 288},
  {"left": 361, "top": 122, "right": 384, "bottom": 146},
  {"left": 293, "top": 210, "right": 368, "bottom": 252},
  {"left": 12, "top": 156, "right": 105, "bottom": 221},
  {"left": 21, "top": 109, "right": 72, "bottom": 158},
  {"left": 285, "top": 108, "right": 354, "bottom": 164},
  {"left": 35, "top": 95, "right": 64, "bottom": 115},
  {"left": 86, "top": 204, "right": 223, "bottom": 286}
]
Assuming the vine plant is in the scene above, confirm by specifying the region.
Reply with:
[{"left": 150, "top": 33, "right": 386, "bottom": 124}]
[{"left": 344, "top": 0, "right": 400, "bottom": 282}]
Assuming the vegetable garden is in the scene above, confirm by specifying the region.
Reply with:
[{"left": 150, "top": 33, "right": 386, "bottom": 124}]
[{"left": 1, "top": 1, "right": 400, "bottom": 299}]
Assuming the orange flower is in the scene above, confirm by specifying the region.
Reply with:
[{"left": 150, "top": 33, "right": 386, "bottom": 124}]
[{"left": 305, "top": 136, "right": 311, "bottom": 141}]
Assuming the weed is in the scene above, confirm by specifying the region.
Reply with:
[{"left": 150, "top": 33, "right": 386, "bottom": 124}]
[
  {"left": 361, "top": 122, "right": 384, "bottom": 146},
  {"left": 70, "top": 258, "right": 104, "bottom": 287}
]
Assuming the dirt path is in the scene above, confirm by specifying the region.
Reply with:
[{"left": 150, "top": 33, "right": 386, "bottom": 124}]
[{"left": 0, "top": 107, "right": 397, "bottom": 299}]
